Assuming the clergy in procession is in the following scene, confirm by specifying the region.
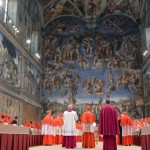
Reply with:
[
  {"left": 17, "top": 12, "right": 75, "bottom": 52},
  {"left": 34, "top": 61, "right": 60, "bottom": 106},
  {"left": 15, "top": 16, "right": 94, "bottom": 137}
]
[
  {"left": 80, "top": 105, "right": 95, "bottom": 148},
  {"left": 62, "top": 104, "right": 78, "bottom": 148},
  {"left": 0, "top": 114, "right": 5, "bottom": 124},
  {"left": 42, "top": 109, "right": 53, "bottom": 145},
  {"left": 76, "top": 121, "right": 83, "bottom": 142},
  {"left": 120, "top": 111, "right": 133, "bottom": 146},
  {"left": 117, "top": 114, "right": 122, "bottom": 145},
  {"left": 98, "top": 100, "right": 120, "bottom": 150},
  {"left": 52, "top": 116, "right": 59, "bottom": 144},
  {"left": 56, "top": 114, "right": 64, "bottom": 144}
]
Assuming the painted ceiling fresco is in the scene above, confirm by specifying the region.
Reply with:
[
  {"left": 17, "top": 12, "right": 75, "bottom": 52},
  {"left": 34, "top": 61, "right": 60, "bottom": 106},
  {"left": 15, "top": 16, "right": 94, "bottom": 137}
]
[
  {"left": 38, "top": 0, "right": 142, "bottom": 25},
  {"left": 40, "top": 0, "right": 144, "bottom": 119}
]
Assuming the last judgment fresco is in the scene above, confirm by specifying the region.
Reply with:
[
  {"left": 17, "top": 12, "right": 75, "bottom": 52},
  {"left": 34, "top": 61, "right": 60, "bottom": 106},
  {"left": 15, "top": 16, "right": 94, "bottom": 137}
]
[{"left": 41, "top": 0, "right": 144, "bottom": 119}]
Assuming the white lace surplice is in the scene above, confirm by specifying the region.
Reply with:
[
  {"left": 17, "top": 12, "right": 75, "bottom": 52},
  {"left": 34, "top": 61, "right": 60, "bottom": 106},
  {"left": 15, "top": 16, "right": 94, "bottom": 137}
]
[
  {"left": 62, "top": 111, "right": 78, "bottom": 136},
  {"left": 82, "top": 123, "right": 95, "bottom": 133}
]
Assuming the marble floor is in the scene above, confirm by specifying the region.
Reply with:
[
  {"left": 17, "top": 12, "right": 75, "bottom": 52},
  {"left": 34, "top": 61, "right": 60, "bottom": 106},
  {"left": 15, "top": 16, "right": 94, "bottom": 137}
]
[{"left": 29, "top": 142, "right": 141, "bottom": 150}]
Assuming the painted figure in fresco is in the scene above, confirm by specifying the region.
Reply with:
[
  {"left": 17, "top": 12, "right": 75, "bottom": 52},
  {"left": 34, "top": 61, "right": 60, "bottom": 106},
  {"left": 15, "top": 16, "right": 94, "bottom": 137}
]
[
  {"left": 67, "top": 96, "right": 77, "bottom": 106},
  {"left": 53, "top": 70, "right": 61, "bottom": 91},
  {"left": 43, "top": 36, "right": 50, "bottom": 49},
  {"left": 74, "top": 74, "right": 80, "bottom": 84},
  {"left": 55, "top": 20, "right": 67, "bottom": 33},
  {"left": 87, "top": 38, "right": 94, "bottom": 55},
  {"left": 9, "top": 61, "right": 15, "bottom": 81},
  {"left": 70, "top": 82, "right": 78, "bottom": 97},
  {"left": 119, "top": 60, "right": 128, "bottom": 69},
  {"left": 115, "top": 34, "right": 139, "bottom": 61},
  {"left": 93, "top": 52, "right": 101, "bottom": 68},
  {"left": 127, "top": 74, "right": 137, "bottom": 92},
  {"left": 60, "top": 69, "right": 68, "bottom": 81},
  {"left": 85, "top": 0, "right": 98, "bottom": 17},
  {"left": 106, "top": 2, "right": 118, "bottom": 14},
  {"left": 0, "top": 40, "right": 19, "bottom": 85},
  {"left": 83, "top": 78, "right": 95, "bottom": 95},
  {"left": 63, "top": 42, "right": 74, "bottom": 61},
  {"left": 82, "top": 37, "right": 94, "bottom": 56},
  {"left": 71, "top": 24, "right": 80, "bottom": 33},
  {"left": 2, "top": 63, "right": 9, "bottom": 80},
  {"left": 94, "top": 40, "right": 111, "bottom": 66},
  {"left": 52, "top": 36, "right": 59, "bottom": 48},
  {"left": 44, "top": 48, "right": 53, "bottom": 62},
  {"left": 0, "top": 35, "right": 6, "bottom": 65},
  {"left": 132, "top": 0, "right": 142, "bottom": 16},
  {"left": 13, "top": 70, "right": 18, "bottom": 85},
  {"left": 120, "top": 0, "right": 135, "bottom": 17},
  {"left": 82, "top": 79, "right": 93, "bottom": 95},
  {"left": 94, "top": 79, "right": 105, "bottom": 95},
  {"left": 93, "top": 53, "right": 106, "bottom": 69},
  {"left": 25, "top": 76, "right": 30, "bottom": 92},
  {"left": 24, "top": 62, "right": 40, "bottom": 96},
  {"left": 17, "top": 54, "right": 22, "bottom": 87},
  {"left": 61, "top": 89, "right": 68, "bottom": 97},
  {"left": 54, "top": 47, "right": 62, "bottom": 65},
  {"left": 43, "top": 0, "right": 56, "bottom": 21},
  {"left": 116, "top": 71, "right": 142, "bottom": 94},
  {"left": 82, "top": 77, "right": 105, "bottom": 96},
  {"left": 75, "top": 45, "right": 81, "bottom": 61},
  {"left": 79, "top": 56, "right": 89, "bottom": 70},
  {"left": 116, "top": 72, "right": 128, "bottom": 90},
  {"left": 108, "top": 73, "right": 116, "bottom": 91},
  {"left": 54, "top": 3, "right": 65, "bottom": 16},
  {"left": 41, "top": 69, "right": 79, "bottom": 98},
  {"left": 48, "top": 81, "right": 53, "bottom": 96},
  {"left": 107, "top": 57, "right": 120, "bottom": 70},
  {"left": 43, "top": 77, "right": 49, "bottom": 89},
  {"left": 73, "top": 0, "right": 84, "bottom": 13}
]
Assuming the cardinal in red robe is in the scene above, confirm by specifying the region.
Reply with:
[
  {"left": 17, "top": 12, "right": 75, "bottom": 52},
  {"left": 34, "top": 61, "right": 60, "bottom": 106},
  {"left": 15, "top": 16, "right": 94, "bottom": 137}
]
[
  {"left": 98, "top": 100, "right": 120, "bottom": 150},
  {"left": 80, "top": 106, "right": 95, "bottom": 148},
  {"left": 42, "top": 110, "right": 53, "bottom": 145},
  {"left": 56, "top": 114, "right": 64, "bottom": 144},
  {"left": 120, "top": 111, "right": 133, "bottom": 146}
]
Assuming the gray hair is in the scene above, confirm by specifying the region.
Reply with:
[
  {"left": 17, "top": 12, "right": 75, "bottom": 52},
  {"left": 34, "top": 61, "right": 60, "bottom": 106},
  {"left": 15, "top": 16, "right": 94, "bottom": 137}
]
[{"left": 68, "top": 104, "right": 73, "bottom": 109}]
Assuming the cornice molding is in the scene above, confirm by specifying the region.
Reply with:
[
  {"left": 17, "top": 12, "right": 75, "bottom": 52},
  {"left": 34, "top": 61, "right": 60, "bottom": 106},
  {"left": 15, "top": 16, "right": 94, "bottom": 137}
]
[
  {"left": 0, "top": 79, "right": 42, "bottom": 108},
  {"left": 0, "top": 20, "right": 43, "bottom": 73},
  {"left": 0, "top": 78, "right": 20, "bottom": 95},
  {"left": 142, "top": 56, "right": 150, "bottom": 72},
  {"left": 20, "top": 92, "right": 42, "bottom": 108}
]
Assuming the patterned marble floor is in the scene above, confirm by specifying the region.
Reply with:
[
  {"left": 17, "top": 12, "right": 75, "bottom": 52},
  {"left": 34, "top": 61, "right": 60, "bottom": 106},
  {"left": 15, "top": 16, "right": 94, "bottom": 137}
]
[{"left": 29, "top": 142, "right": 141, "bottom": 150}]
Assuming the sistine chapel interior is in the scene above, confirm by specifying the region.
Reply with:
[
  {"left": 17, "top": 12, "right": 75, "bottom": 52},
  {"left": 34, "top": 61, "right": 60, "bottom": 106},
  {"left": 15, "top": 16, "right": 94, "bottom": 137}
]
[{"left": 0, "top": 0, "right": 150, "bottom": 149}]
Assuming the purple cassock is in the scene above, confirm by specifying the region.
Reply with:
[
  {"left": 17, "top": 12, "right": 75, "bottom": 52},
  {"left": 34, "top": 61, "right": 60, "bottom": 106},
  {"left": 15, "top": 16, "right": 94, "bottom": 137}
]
[{"left": 98, "top": 104, "right": 120, "bottom": 150}]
